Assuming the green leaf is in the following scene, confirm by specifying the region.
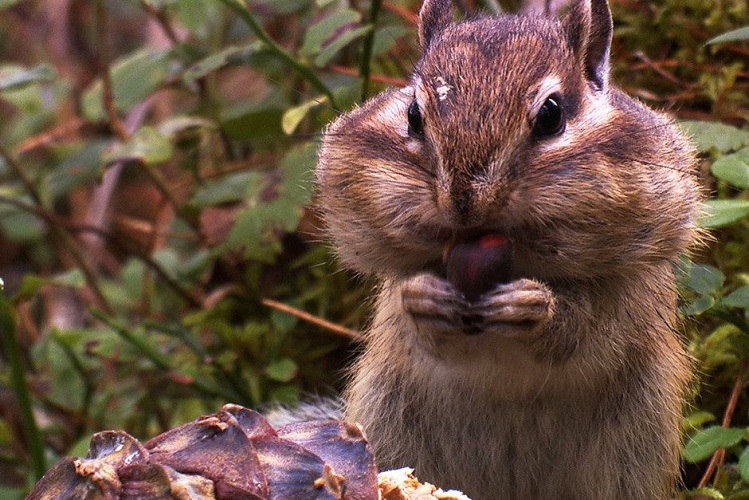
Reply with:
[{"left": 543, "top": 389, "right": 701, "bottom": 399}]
[
  {"left": 265, "top": 358, "right": 298, "bottom": 382},
  {"left": 52, "top": 269, "right": 86, "bottom": 288},
  {"left": 687, "top": 264, "right": 725, "bottom": 295},
  {"left": 707, "top": 26, "right": 749, "bottom": 44},
  {"left": 722, "top": 286, "right": 749, "bottom": 309},
  {"left": 222, "top": 145, "right": 314, "bottom": 260},
  {"left": 0, "top": 486, "right": 25, "bottom": 500},
  {"left": 103, "top": 126, "right": 173, "bottom": 165},
  {"left": 15, "top": 270, "right": 86, "bottom": 302},
  {"left": 183, "top": 44, "right": 258, "bottom": 83},
  {"left": 315, "top": 25, "right": 373, "bottom": 67},
  {"left": 682, "top": 295, "right": 716, "bottom": 316},
  {"left": 711, "top": 148, "right": 749, "bottom": 188},
  {"left": 739, "top": 445, "right": 749, "bottom": 483},
  {"left": 684, "top": 488, "right": 724, "bottom": 499},
  {"left": 47, "top": 141, "right": 107, "bottom": 198},
  {"left": 174, "top": 0, "right": 223, "bottom": 40},
  {"left": 158, "top": 116, "right": 216, "bottom": 138},
  {"left": 0, "top": 64, "right": 56, "bottom": 92},
  {"left": 253, "top": 0, "right": 314, "bottom": 15},
  {"left": 220, "top": 99, "right": 285, "bottom": 139},
  {"left": 271, "top": 308, "right": 299, "bottom": 333},
  {"left": 226, "top": 207, "right": 281, "bottom": 262},
  {"left": 81, "top": 48, "right": 171, "bottom": 122},
  {"left": 281, "top": 143, "right": 316, "bottom": 201},
  {"left": 0, "top": 0, "right": 24, "bottom": 9},
  {"left": 142, "top": 0, "right": 177, "bottom": 7},
  {"left": 191, "top": 172, "right": 257, "bottom": 208},
  {"left": 282, "top": 96, "right": 328, "bottom": 135},
  {"left": 701, "top": 199, "right": 749, "bottom": 228},
  {"left": 372, "top": 25, "right": 411, "bottom": 59},
  {"left": 0, "top": 200, "right": 45, "bottom": 243},
  {"left": 270, "top": 384, "right": 301, "bottom": 404},
  {"left": 682, "top": 425, "right": 747, "bottom": 463},
  {"left": 682, "top": 411, "right": 717, "bottom": 432},
  {"left": 228, "top": 200, "right": 303, "bottom": 261},
  {"left": 300, "top": 9, "right": 362, "bottom": 58},
  {"left": 680, "top": 121, "right": 749, "bottom": 154}
]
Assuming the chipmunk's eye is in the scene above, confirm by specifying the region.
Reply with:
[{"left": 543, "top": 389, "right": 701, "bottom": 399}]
[
  {"left": 532, "top": 95, "right": 565, "bottom": 139},
  {"left": 407, "top": 100, "right": 424, "bottom": 136}
]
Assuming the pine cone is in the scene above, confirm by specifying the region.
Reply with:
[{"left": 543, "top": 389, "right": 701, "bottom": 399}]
[{"left": 27, "top": 404, "right": 377, "bottom": 500}]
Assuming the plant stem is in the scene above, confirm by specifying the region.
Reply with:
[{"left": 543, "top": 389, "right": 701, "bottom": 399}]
[
  {"left": 0, "top": 286, "right": 47, "bottom": 480},
  {"left": 0, "top": 194, "right": 203, "bottom": 309},
  {"left": 140, "top": 0, "right": 180, "bottom": 45},
  {"left": 52, "top": 335, "right": 95, "bottom": 437},
  {"left": 92, "top": 310, "right": 173, "bottom": 371},
  {"left": 261, "top": 298, "right": 360, "bottom": 340},
  {"left": 697, "top": 367, "right": 746, "bottom": 488},
  {"left": 95, "top": 0, "right": 197, "bottom": 230},
  {"left": 216, "top": 0, "right": 335, "bottom": 106},
  {"left": 0, "top": 149, "right": 113, "bottom": 313},
  {"left": 0, "top": 143, "right": 42, "bottom": 205},
  {"left": 359, "top": 0, "right": 382, "bottom": 101},
  {"left": 94, "top": 0, "right": 130, "bottom": 141},
  {"left": 92, "top": 310, "right": 239, "bottom": 401}
]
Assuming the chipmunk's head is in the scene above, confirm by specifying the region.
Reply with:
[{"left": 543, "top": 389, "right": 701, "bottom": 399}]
[
  {"left": 317, "top": 0, "right": 701, "bottom": 281},
  {"left": 411, "top": 0, "right": 612, "bottom": 227}
]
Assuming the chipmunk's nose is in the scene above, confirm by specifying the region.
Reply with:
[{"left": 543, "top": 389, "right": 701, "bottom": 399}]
[
  {"left": 450, "top": 182, "right": 476, "bottom": 224},
  {"left": 438, "top": 167, "right": 490, "bottom": 226}
]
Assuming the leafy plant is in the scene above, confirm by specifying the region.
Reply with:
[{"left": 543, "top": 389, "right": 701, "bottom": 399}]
[{"left": 679, "top": 120, "right": 749, "bottom": 497}]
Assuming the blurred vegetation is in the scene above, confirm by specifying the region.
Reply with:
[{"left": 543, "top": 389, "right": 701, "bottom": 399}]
[{"left": 0, "top": 0, "right": 747, "bottom": 497}]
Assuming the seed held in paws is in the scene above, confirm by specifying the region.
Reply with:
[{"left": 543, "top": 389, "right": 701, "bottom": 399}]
[{"left": 445, "top": 234, "right": 513, "bottom": 302}]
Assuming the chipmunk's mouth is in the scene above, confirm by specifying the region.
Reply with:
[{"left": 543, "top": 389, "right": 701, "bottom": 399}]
[{"left": 442, "top": 231, "right": 514, "bottom": 302}]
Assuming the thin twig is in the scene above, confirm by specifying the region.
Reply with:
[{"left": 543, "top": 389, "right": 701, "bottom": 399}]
[
  {"left": 91, "top": 310, "right": 239, "bottom": 401},
  {"left": 697, "top": 370, "right": 746, "bottom": 488},
  {"left": 95, "top": 0, "right": 130, "bottom": 141},
  {"left": 632, "top": 51, "right": 687, "bottom": 86},
  {"left": 0, "top": 195, "right": 202, "bottom": 309},
  {"left": 261, "top": 298, "right": 360, "bottom": 340},
  {"left": 216, "top": 0, "right": 335, "bottom": 106},
  {"left": 54, "top": 229, "right": 114, "bottom": 313},
  {"left": 140, "top": 0, "right": 180, "bottom": 45},
  {"left": 330, "top": 65, "right": 408, "bottom": 87},
  {"left": 92, "top": 309, "right": 172, "bottom": 370},
  {"left": 383, "top": 1, "right": 418, "bottom": 24},
  {"left": 0, "top": 143, "right": 42, "bottom": 205},
  {"left": 0, "top": 149, "right": 113, "bottom": 313},
  {"left": 93, "top": 3, "right": 195, "bottom": 229},
  {"left": 14, "top": 117, "right": 87, "bottom": 156}
]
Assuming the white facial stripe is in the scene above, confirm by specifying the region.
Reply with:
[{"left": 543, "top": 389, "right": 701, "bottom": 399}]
[
  {"left": 384, "top": 87, "right": 413, "bottom": 138},
  {"left": 434, "top": 76, "right": 453, "bottom": 101},
  {"left": 528, "top": 74, "right": 563, "bottom": 118}
]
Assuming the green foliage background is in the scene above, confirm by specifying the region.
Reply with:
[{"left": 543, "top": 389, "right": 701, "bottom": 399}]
[{"left": 0, "top": 0, "right": 747, "bottom": 497}]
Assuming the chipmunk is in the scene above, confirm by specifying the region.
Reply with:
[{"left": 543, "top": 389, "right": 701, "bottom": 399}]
[{"left": 316, "top": 0, "right": 704, "bottom": 498}]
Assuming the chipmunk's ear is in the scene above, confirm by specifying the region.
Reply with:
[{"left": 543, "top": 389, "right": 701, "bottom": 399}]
[
  {"left": 418, "top": 0, "right": 454, "bottom": 49},
  {"left": 564, "top": 0, "right": 612, "bottom": 90}
]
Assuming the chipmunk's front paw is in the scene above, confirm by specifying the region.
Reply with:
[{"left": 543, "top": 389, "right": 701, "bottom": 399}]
[
  {"left": 401, "top": 273, "right": 470, "bottom": 335},
  {"left": 471, "top": 278, "right": 556, "bottom": 336}
]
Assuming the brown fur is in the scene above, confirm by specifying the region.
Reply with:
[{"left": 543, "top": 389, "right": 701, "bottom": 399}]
[{"left": 316, "top": 0, "right": 703, "bottom": 498}]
